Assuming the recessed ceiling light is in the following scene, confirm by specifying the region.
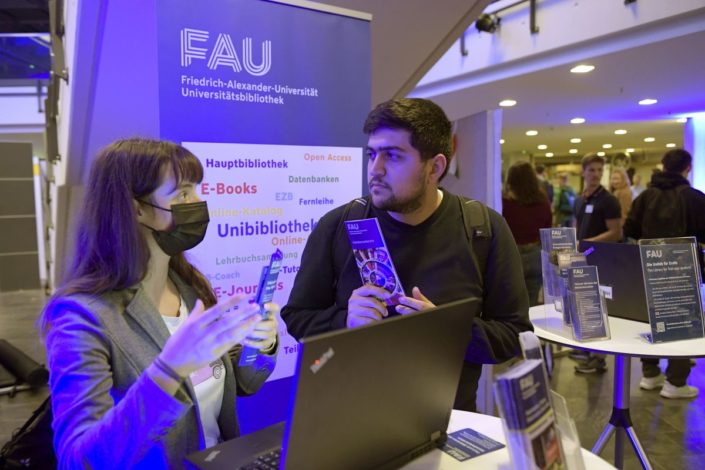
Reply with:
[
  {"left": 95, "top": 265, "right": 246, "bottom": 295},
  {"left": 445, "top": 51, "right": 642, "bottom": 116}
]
[
  {"left": 602, "top": 144, "right": 613, "bottom": 149},
  {"left": 569, "top": 149, "right": 578, "bottom": 154},
  {"left": 499, "top": 99, "right": 517, "bottom": 107},
  {"left": 666, "top": 143, "right": 676, "bottom": 148},
  {"left": 570, "top": 138, "right": 582, "bottom": 143},
  {"left": 626, "top": 148, "right": 635, "bottom": 153},
  {"left": 644, "top": 137, "right": 655, "bottom": 142},
  {"left": 597, "top": 151, "right": 606, "bottom": 157},
  {"left": 638, "top": 98, "right": 658, "bottom": 106},
  {"left": 545, "top": 152, "right": 554, "bottom": 158},
  {"left": 614, "top": 129, "right": 627, "bottom": 135},
  {"left": 570, "top": 64, "right": 595, "bottom": 74},
  {"left": 499, "top": 139, "right": 505, "bottom": 144},
  {"left": 537, "top": 144, "right": 548, "bottom": 150},
  {"left": 570, "top": 117, "right": 586, "bottom": 124},
  {"left": 677, "top": 117, "right": 688, "bottom": 123},
  {"left": 526, "top": 130, "right": 538, "bottom": 136}
]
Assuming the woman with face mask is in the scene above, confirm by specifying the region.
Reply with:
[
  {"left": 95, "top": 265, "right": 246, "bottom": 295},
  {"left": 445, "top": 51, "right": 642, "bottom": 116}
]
[{"left": 40, "top": 138, "right": 278, "bottom": 469}]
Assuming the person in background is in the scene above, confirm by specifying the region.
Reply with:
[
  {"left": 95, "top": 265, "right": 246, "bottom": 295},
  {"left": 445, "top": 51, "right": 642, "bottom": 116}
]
[
  {"left": 609, "top": 167, "right": 633, "bottom": 226},
  {"left": 626, "top": 167, "right": 645, "bottom": 198},
  {"left": 502, "top": 161, "right": 553, "bottom": 306},
  {"left": 281, "top": 98, "right": 532, "bottom": 412},
  {"left": 624, "top": 148, "right": 705, "bottom": 399},
  {"left": 553, "top": 173, "right": 576, "bottom": 227},
  {"left": 572, "top": 153, "right": 622, "bottom": 374},
  {"left": 40, "top": 139, "right": 278, "bottom": 469},
  {"left": 535, "top": 164, "right": 554, "bottom": 204}
]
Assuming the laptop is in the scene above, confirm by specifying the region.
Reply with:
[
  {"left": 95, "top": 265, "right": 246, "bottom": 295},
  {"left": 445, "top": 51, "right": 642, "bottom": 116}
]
[
  {"left": 580, "top": 241, "right": 649, "bottom": 323},
  {"left": 185, "top": 297, "right": 481, "bottom": 470}
]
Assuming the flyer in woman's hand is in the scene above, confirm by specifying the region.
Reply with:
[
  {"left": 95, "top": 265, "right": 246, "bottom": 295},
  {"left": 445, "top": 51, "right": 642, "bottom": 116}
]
[{"left": 344, "top": 218, "right": 405, "bottom": 306}]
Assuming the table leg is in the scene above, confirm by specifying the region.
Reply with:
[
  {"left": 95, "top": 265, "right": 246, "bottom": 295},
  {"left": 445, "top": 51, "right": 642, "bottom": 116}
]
[{"left": 590, "top": 355, "right": 653, "bottom": 470}]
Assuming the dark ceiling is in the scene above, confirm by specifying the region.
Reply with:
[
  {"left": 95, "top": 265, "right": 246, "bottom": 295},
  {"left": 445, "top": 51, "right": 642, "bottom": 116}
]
[
  {"left": 0, "top": 1, "right": 50, "bottom": 81},
  {"left": 0, "top": 0, "right": 49, "bottom": 33}
]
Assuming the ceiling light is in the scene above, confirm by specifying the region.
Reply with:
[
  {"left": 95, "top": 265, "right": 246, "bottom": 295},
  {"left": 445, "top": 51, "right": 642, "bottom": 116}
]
[
  {"left": 597, "top": 151, "right": 606, "bottom": 157},
  {"left": 475, "top": 13, "right": 501, "bottom": 33},
  {"left": 569, "top": 149, "right": 578, "bottom": 154},
  {"left": 499, "top": 99, "right": 517, "bottom": 107},
  {"left": 570, "top": 117, "right": 586, "bottom": 124},
  {"left": 677, "top": 117, "right": 688, "bottom": 123},
  {"left": 545, "top": 153, "right": 554, "bottom": 158},
  {"left": 626, "top": 148, "right": 635, "bottom": 153},
  {"left": 614, "top": 129, "right": 627, "bottom": 135},
  {"left": 570, "top": 138, "right": 582, "bottom": 143},
  {"left": 570, "top": 64, "right": 595, "bottom": 74},
  {"left": 638, "top": 98, "right": 658, "bottom": 106},
  {"left": 499, "top": 139, "right": 505, "bottom": 144},
  {"left": 602, "top": 144, "right": 612, "bottom": 149},
  {"left": 525, "top": 130, "right": 538, "bottom": 136},
  {"left": 644, "top": 137, "right": 655, "bottom": 142},
  {"left": 537, "top": 144, "right": 548, "bottom": 150},
  {"left": 666, "top": 143, "right": 676, "bottom": 148}
]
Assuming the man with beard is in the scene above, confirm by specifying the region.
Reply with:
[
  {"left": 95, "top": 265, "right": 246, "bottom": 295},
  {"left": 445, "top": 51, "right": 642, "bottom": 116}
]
[{"left": 281, "top": 98, "right": 532, "bottom": 411}]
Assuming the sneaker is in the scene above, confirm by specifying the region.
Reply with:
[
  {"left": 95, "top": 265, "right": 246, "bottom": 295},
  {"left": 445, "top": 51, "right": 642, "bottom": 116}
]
[
  {"left": 659, "top": 381, "right": 699, "bottom": 399},
  {"left": 639, "top": 374, "right": 665, "bottom": 390},
  {"left": 568, "top": 350, "right": 590, "bottom": 361},
  {"left": 574, "top": 357, "right": 607, "bottom": 374}
]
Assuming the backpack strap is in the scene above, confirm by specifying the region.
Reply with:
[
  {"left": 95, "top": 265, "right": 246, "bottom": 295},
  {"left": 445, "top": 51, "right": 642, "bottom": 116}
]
[
  {"left": 458, "top": 196, "right": 492, "bottom": 284},
  {"left": 332, "top": 197, "right": 371, "bottom": 289}
]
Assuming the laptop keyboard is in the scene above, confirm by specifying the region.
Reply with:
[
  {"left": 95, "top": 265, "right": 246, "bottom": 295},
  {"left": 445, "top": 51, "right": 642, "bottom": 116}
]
[{"left": 238, "top": 448, "right": 282, "bottom": 470}]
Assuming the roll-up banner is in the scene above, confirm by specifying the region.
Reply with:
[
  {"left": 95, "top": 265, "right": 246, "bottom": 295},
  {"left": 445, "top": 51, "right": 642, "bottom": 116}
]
[{"left": 157, "top": 0, "right": 370, "bottom": 431}]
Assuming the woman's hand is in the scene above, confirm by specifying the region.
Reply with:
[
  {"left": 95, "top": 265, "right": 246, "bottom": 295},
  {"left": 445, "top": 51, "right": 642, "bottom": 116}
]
[
  {"left": 159, "top": 295, "right": 261, "bottom": 378},
  {"left": 244, "top": 303, "right": 280, "bottom": 353}
]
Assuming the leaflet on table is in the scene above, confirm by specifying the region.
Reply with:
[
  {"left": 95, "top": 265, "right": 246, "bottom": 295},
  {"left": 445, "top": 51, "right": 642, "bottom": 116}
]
[
  {"left": 345, "top": 218, "right": 404, "bottom": 306},
  {"left": 495, "top": 359, "right": 565, "bottom": 470},
  {"left": 638, "top": 237, "right": 704, "bottom": 343},
  {"left": 540, "top": 228, "right": 578, "bottom": 312},
  {"left": 565, "top": 266, "right": 610, "bottom": 341},
  {"left": 239, "top": 249, "right": 284, "bottom": 366},
  {"left": 557, "top": 252, "right": 587, "bottom": 325},
  {"left": 440, "top": 428, "right": 505, "bottom": 462}
]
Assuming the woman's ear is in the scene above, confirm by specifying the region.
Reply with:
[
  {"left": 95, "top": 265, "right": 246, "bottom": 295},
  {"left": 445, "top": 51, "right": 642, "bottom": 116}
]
[{"left": 133, "top": 199, "right": 145, "bottom": 220}]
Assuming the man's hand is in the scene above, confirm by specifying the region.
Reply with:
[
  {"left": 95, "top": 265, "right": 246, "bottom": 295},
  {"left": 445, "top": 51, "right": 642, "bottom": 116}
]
[
  {"left": 347, "top": 284, "right": 389, "bottom": 328},
  {"left": 395, "top": 287, "right": 436, "bottom": 315}
]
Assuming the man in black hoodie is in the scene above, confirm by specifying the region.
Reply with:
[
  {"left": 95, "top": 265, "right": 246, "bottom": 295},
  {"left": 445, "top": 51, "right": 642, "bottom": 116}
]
[{"left": 624, "top": 148, "right": 705, "bottom": 399}]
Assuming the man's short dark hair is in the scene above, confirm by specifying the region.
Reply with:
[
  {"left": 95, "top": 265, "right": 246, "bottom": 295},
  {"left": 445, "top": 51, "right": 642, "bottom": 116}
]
[
  {"left": 535, "top": 164, "right": 546, "bottom": 175},
  {"left": 662, "top": 148, "right": 692, "bottom": 173},
  {"left": 363, "top": 98, "right": 453, "bottom": 179},
  {"left": 581, "top": 153, "right": 605, "bottom": 170}
]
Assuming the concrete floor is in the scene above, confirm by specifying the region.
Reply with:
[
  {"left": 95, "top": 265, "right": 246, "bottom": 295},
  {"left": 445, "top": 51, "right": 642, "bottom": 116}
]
[{"left": 1, "top": 288, "right": 703, "bottom": 469}]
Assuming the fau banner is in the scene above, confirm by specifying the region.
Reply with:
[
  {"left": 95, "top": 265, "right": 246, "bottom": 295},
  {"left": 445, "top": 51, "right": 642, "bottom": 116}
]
[{"left": 157, "top": 0, "right": 370, "bottom": 431}]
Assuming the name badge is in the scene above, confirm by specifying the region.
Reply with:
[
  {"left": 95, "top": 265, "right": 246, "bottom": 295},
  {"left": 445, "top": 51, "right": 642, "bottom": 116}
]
[
  {"left": 190, "top": 359, "right": 224, "bottom": 387},
  {"left": 585, "top": 204, "right": 594, "bottom": 214}
]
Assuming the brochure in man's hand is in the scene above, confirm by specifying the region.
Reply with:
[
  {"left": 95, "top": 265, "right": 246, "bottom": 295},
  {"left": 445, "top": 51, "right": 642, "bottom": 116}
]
[
  {"left": 495, "top": 359, "right": 565, "bottom": 470},
  {"left": 345, "top": 218, "right": 404, "bottom": 305},
  {"left": 638, "top": 237, "right": 705, "bottom": 343}
]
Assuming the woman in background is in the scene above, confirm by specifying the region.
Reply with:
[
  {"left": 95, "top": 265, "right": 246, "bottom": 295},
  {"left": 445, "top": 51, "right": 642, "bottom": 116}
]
[
  {"left": 610, "top": 167, "right": 633, "bottom": 225},
  {"left": 41, "top": 139, "right": 278, "bottom": 469},
  {"left": 502, "top": 161, "right": 553, "bottom": 306}
]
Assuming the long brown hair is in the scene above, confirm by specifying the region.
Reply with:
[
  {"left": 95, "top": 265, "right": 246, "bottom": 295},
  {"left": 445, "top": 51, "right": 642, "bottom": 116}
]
[
  {"left": 40, "top": 138, "right": 216, "bottom": 334},
  {"left": 505, "top": 161, "right": 549, "bottom": 205}
]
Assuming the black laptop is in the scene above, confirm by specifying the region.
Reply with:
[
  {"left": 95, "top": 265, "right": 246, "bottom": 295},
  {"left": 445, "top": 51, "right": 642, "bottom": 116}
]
[
  {"left": 185, "top": 297, "right": 480, "bottom": 470},
  {"left": 580, "top": 241, "right": 649, "bottom": 323}
]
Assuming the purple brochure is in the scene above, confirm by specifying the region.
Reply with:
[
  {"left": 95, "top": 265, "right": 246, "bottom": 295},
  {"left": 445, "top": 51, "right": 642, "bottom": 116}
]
[{"left": 344, "top": 218, "right": 405, "bottom": 305}]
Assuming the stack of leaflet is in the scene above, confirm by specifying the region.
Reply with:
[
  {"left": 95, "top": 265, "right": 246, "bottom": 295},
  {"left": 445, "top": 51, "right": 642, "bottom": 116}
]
[
  {"left": 540, "top": 228, "right": 577, "bottom": 313},
  {"left": 495, "top": 359, "right": 565, "bottom": 470},
  {"left": 563, "top": 264, "right": 611, "bottom": 341}
]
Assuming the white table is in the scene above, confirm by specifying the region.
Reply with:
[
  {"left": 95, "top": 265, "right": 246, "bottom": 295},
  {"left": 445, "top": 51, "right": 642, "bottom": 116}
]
[
  {"left": 403, "top": 410, "right": 615, "bottom": 469},
  {"left": 530, "top": 305, "right": 705, "bottom": 470}
]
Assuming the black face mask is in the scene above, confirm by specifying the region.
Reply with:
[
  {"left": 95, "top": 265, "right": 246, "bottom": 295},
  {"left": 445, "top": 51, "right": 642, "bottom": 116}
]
[{"left": 139, "top": 200, "right": 210, "bottom": 256}]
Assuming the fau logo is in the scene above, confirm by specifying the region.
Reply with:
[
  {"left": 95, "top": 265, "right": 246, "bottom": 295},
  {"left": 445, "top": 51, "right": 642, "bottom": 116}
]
[{"left": 180, "top": 28, "right": 272, "bottom": 76}]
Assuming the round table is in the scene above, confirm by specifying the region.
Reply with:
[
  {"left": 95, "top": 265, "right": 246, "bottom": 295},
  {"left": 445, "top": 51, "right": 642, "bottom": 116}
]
[
  {"left": 402, "top": 410, "right": 615, "bottom": 469},
  {"left": 530, "top": 305, "right": 705, "bottom": 469}
]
